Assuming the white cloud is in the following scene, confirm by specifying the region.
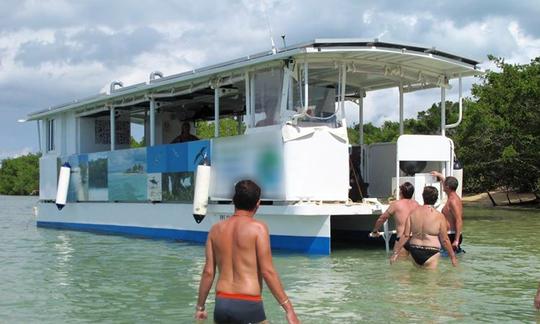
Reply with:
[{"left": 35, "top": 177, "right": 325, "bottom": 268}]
[
  {"left": 0, "top": 0, "right": 539, "bottom": 154},
  {"left": 0, "top": 147, "right": 33, "bottom": 160},
  {"left": 507, "top": 21, "right": 540, "bottom": 64}
]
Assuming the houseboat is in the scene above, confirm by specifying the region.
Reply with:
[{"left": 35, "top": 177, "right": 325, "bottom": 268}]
[{"left": 26, "top": 39, "right": 482, "bottom": 254}]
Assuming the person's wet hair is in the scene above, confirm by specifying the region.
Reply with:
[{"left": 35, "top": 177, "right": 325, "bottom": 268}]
[
  {"left": 233, "top": 180, "right": 261, "bottom": 211},
  {"left": 422, "top": 186, "right": 439, "bottom": 205},
  {"left": 399, "top": 182, "right": 414, "bottom": 199},
  {"left": 444, "top": 176, "right": 459, "bottom": 192}
]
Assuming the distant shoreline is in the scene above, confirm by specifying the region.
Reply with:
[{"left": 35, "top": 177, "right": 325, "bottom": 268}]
[{"left": 463, "top": 190, "right": 539, "bottom": 209}]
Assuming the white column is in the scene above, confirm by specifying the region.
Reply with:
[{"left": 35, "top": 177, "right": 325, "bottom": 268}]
[
  {"left": 340, "top": 64, "right": 347, "bottom": 119},
  {"left": 149, "top": 98, "right": 156, "bottom": 146},
  {"left": 244, "top": 72, "right": 251, "bottom": 128},
  {"left": 441, "top": 86, "right": 446, "bottom": 136},
  {"left": 37, "top": 120, "right": 43, "bottom": 154},
  {"left": 399, "top": 83, "right": 404, "bottom": 135},
  {"left": 358, "top": 91, "right": 364, "bottom": 145},
  {"left": 303, "top": 61, "right": 309, "bottom": 110},
  {"left": 110, "top": 106, "right": 115, "bottom": 151},
  {"left": 280, "top": 66, "right": 290, "bottom": 117},
  {"left": 250, "top": 76, "right": 256, "bottom": 127},
  {"left": 214, "top": 87, "right": 220, "bottom": 137}
]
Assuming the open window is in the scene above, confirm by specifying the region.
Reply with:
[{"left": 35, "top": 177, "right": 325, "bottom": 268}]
[{"left": 157, "top": 78, "right": 247, "bottom": 141}]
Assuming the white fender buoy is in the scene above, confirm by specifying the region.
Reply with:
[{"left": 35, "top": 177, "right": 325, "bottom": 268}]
[
  {"left": 193, "top": 165, "right": 211, "bottom": 224},
  {"left": 55, "top": 162, "right": 71, "bottom": 210}
]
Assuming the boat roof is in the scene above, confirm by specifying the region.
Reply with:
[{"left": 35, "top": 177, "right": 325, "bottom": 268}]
[{"left": 25, "top": 38, "right": 483, "bottom": 121}]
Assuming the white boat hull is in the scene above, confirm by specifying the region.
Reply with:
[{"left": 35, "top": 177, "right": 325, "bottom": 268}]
[{"left": 36, "top": 201, "right": 386, "bottom": 255}]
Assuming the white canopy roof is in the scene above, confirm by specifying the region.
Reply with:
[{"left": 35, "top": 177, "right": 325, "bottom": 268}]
[{"left": 26, "top": 38, "right": 483, "bottom": 121}]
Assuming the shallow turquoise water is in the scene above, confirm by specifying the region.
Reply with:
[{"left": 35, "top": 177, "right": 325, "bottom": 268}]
[{"left": 1, "top": 195, "right": 540, "bottom": 323}]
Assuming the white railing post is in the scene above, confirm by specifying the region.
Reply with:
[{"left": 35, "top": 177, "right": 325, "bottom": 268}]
[
  {"left": 441, "top": 86, "right": 446, "bottom": 137},
  {"left": 214, "top": 86, "right": 220, "bottom": 137},
  {"left": 303, "top": 60, "right": 309, "bottom": 110},
  {"left": 340, "top": 63, "right": 347, "bottom": 119},
  {"left": 358, "top": 91, "right": 364, "bottom": 145},
  {"left": 110, "top": 106, "right": 116, "bottom": 151},
  {"left": 244, "top": 72, "right": 252, "bottom": 128},
  {"left": 399, "top": 82, "right": 404, "bottom": 135},
  {"left": 149, "top": 98, "right": 156, "bottom": 146}
]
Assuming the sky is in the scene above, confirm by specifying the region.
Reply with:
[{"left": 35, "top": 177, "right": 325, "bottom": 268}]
[{"left": 0, "top": 0, "right": 539, "bottom": 159}]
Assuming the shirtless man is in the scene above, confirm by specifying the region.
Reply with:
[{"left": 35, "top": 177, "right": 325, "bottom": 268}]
[
  {"left": 194, "top": 180, "right": 299, "bottom": 324},
  {"left": 431, "top": 171, "right": 464, "bottom": 252},
  {"left": 371, "top": 182, "right": 419, "bottom": 256},
  {"left": 390, "top": 186, "right": 457, "bottom": 269}
]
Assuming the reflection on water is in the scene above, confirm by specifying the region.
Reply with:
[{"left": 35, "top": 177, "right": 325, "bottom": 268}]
[{"left": 1, "top": 196, "right": 539, "bottom": 322}]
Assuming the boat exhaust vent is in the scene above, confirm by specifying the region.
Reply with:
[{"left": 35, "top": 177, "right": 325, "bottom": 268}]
[
  {"left": 110, "top": 81, "right": 124, "bottom": 93},
  {"left": 149, "top": 71, "right": 164, "bottom": 81}
]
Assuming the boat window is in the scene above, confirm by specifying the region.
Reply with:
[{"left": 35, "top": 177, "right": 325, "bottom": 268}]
[
  {"left": 121, "top": 107, "right": 146, "bottom": 148},
  {"left": 78, "top": 109, "right": 132, "bottom": 153},
  {"left": 290, "top": 64, "right": 341, "bottom": 126},
  {"left": 290, "top": 75, "right": 303, "bottom": 112},
  {"left": 308, "top": 85, "right": 336, "bottom": 118},
  {"left": 253, "top": 67, "right": 283, "bottom": 127},
  {"left": 46, "top": 119, "right": 55, "bottom": 152}
]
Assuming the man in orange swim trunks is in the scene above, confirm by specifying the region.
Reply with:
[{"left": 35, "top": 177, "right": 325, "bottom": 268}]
[{"left": 194, "top": 180, "right": 299, "bottom": 324}]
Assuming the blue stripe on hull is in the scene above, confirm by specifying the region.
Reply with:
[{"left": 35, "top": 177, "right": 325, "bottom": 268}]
[{"left": 37, "top": 221, "right": 330, "bottom": 255}]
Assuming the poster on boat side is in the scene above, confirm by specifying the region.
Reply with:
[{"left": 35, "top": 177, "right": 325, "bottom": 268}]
[
  {"left": 147, "top": 173, "right": 162, "bottom": 201},
  {"left": 108, "top": 148, "right": 147, "bottom": 202}
]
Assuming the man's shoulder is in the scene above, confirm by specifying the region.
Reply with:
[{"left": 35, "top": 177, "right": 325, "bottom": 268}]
[
  {"left": 448, "top": 194, "right": 463, "bottom": 207},
  {"left": 245, "top": 218, "right": 268, "bottom": 234},
  {"left": 394, "top": 199, "right": 417, "bottom": 208},
  {"left": 209, "top": 220, "right": 225, "bottom": 234}
]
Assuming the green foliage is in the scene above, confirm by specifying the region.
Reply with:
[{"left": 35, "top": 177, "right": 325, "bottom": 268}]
[
  {"left": 195, "top": 118, "right": 245, "bottom": 139},
  {"left": 0, "top": 153, "right": 40, "bottom": 195},
  {"left": 454, "top": 56, "right": 540, "bottom": 193},
  {"left": 348, "top": 101, "right": 460, "bottom": 145},
  {"left": 130, "top": 136, "right": 145, "bottom": 148}
]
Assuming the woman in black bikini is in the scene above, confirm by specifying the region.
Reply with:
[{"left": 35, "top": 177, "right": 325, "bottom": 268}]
[{"left": 390, "top": 186, "right": 457, "bottom": 269}]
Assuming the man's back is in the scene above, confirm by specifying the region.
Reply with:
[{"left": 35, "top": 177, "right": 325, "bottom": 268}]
[
  {"left": 211, "top": 216, "right": 263, "bottom": 296},
  {"left": 392, "top": 199, "right": 420, "bottom": 237},
  {"left": 195, "top": 179, "right": 299, "bottom": 323}
]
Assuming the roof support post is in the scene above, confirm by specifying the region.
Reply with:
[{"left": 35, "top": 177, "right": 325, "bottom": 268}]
[
  {"left": 250, "top": 74, "right": 256, "bottom": 127},
  {"left": 358, "top": 90, "right": 365, "bottom": 145},
  {"left": 214, "top": 86, "right": 220, "bottom": 137},
  {"left": 110, "top": 106, "right": 115, "bottom": 151},
  {"left": 440, "top": 86, "right": 446, "bottom": 137},
  {"left": 244, "top": 72, "right": 252, "bottom": 128},
  {"left": 303, "top": 60, "right": 309, "bottom": 110},
  {"left": 399, "top": 82, "right": 404, "bottom": 135},
  {"left": 280, "top": 65, "right": 291, "bottom": 120},
  {"left": 149, "top": 98, "right": 156, "bottom": 146},
  {"left": 37, "top": 120, "right": 43, "bottom": 154},
  {"left": 340, "top": 63, "right": 347, "bottom": 119}
]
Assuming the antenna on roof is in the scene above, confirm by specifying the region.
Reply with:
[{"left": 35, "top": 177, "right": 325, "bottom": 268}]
[
  {"left": 260, "top": 0, "right": 277, "bottom": 54},
  {"left": 281, "top": 34, "right": 287, "bottom": 48}
]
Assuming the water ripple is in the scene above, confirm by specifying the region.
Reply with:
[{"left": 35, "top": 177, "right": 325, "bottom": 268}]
[{"left": 1, "top": 196, "right": 539, "bottom": 322}]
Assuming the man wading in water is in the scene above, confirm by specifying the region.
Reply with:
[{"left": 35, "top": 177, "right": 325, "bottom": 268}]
[
  {"left": 194, "top": 180, "right": 299, "bottom": 324},
  {"left": 431, "top": 171, "right": 464, "bottom": 253},
  {"left": 371, "top": 182, "right": 419, "bottom": 258}
]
